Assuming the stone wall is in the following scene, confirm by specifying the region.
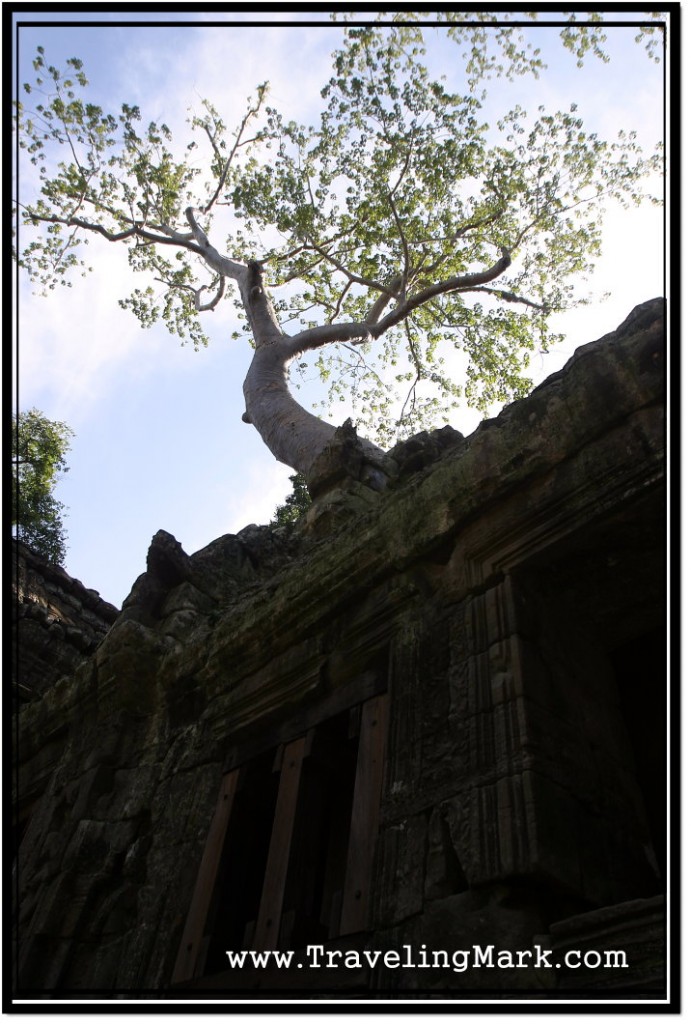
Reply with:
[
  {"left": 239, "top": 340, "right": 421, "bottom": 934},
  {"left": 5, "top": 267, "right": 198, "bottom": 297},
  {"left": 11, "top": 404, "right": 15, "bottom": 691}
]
[
  {"left": 12, "top": 540, "right": 119, "bottom": 703},
  {"left": 13, "top": 299, "right": 668, "bottom": 1002}
]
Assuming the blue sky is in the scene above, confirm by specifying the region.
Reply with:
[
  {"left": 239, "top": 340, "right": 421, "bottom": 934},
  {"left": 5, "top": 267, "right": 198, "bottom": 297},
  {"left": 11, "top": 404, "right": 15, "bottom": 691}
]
[{"left": 13, "top": 11, "right": 666, "bottom": 608}]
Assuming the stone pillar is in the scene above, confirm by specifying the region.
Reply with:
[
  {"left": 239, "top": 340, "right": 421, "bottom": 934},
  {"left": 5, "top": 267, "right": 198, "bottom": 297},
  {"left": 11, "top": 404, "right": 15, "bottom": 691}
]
[{"left": 449, "top": 571, "right": 658, "bottom": 905}]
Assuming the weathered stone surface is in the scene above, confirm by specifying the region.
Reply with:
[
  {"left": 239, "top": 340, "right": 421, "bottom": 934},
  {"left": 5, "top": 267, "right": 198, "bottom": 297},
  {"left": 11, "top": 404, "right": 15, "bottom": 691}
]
[
  {"left": 389, "top": 425, "right": 464, "bottom": 478},
  {"left": 549, "top": 895, "right": 666, "bottom": 991},
  {"left": 13, "top": 300, "right": 668, "bottom": 1000},
  {"left": 306, "top": 417, "right": 397, "bottom": 498},
  {"left": 12, "top": 540, "right": 119, "bottom": 702},
  {"left": 424, "top": 804, "right": 469, "bottom": 901}
]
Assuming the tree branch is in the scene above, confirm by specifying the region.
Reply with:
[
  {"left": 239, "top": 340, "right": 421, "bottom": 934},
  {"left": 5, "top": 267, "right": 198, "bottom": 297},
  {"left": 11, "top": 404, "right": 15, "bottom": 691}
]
[
  {"left": 158, "top": 273, "right": 226, "bottom": 312},
  {"left": 201, "top": 84, "right": 267, "bottom": 215},
  {"left": 311, "top": 241, "right": 389, "bottom": 294},
  {"left": 184, "top": 206, "right": 246, "bottom": 280},
  {"left": 286, "top": 321, "right": 373, "bottom": 357},
  {"left": 387, "top": 192, "right": 410, "bottom": 300},
  {"left": 280, "top": 255, "right": 324, "bottom": 284},
  {"left": 453, "top": 207, "right": 506, "bottom": 240},
  {"left": 389, "top": 135, "right": 415, "bottom": 197},
  {"left": 24, "top": 206, "right": 206, "bottom": 254},
  {"left": 372, "top": 248, "right": 512, "bottom": 337},
  {"left": 365, "top": 274, "right": 402, "bottom": 325},
  {"left": 329, "top": 280, "right": 352, "bottom": 323},
  {"left": 195, "top": 275, "right": 226, "bottom": 312},
  {"left": 398, "top": 318, "right": 423, "bottom": 426},
  {"left": 405, "top": 208, "right": 506, "bottom": 248},
  {"left": 471, "top": 285, "right": 547, "bottom": 311}
]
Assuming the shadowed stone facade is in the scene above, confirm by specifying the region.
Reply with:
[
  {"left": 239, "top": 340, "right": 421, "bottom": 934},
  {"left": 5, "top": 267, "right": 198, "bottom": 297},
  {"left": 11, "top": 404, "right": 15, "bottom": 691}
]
[
  {"left": 12, "top": 540, "right": 119, "bottom": 704},
  {"left": 13, "top": 299, "right": 668, "bottom": 1001}
]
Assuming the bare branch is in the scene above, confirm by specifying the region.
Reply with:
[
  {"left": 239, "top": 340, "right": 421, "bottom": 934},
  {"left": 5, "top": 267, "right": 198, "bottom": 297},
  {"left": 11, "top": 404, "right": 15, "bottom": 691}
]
[
  {"left": 372, "top": 248, "right": 512, "bottom": 337},
  {"left": 472, "top": 285, "right": 547, "bottom": 311},
  {"left": 365, "top": 274, "right": 402, "bottom": 325},
  {"left": 397, "top": 210, "right": 507, "bottom": 250},
  {"left": 330, "top": 280, "right": 352, "bottom": 324},
  {"left": 311, "top": 241, "right": 388, "bottom": 294},
  {"left": 184, "top": 206, "right": 212, "bottom": 247},
  {"left": 339, "top": 343, "right": 390, "bottom": 393},
  {"left": 26, "top": 210, "right": 139, "bottom": 244},
  {"left": 202, "top": 84, "right": 268, "bottom": 215},
  {"left": 389, "top": 135, "right": 415, "bottom": 197},
  {"left": 184, "top": 207, "right": 246, "bottom": 279},
  {"left": 398, "top": 319, "right": 423, "bottom": 426},
  {"left": 287, "top": 321, "right": 373, "bottom": 357},
  {"left": 453, "top": 207, "right": 506, "bottom": 240},
  {"left": 268, "top": 228, "right": 350, "bottom": 268},
  {"left": 280, "top": 255, "right": 324, "bottom": 284},
  {"left": 21, "top": 200, "right": 209, "bottom": 257},
  {"left": 194, "top": 275, "right": 226, "bottom": 312},
  {"left": 413, "top": 208, "right": 508, "bottom": 284},
  {"left": 387, "top": 193, "right": 410, "bottom": 300},
  {"left": 156, "top": 223, "right": 195, "bottom": 242}
]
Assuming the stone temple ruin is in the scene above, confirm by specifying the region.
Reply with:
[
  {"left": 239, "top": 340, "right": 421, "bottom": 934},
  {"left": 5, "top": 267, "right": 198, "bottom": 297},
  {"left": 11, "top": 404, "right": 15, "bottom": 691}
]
[{"left": 12, "top": 298, "right": 668, "bottom": 1001}]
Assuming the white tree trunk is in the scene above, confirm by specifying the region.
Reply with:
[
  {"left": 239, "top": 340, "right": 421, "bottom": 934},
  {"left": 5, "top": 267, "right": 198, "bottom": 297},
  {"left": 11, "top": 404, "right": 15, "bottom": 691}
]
[
  {"left": 242, "top": 340, "right": 341, "bottom": 479},
  {"left": 237, "top": 264, "right": 391, "bottom": 488},
  {"left": 183, "top": 208, "right": 509, "bottom": 489}
]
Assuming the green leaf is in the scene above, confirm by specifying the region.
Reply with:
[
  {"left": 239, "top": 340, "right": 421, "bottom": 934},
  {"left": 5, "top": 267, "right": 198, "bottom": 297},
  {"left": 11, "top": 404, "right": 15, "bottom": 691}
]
[{"left": 12, "top": 408, "right": 74, "bottom": 564}]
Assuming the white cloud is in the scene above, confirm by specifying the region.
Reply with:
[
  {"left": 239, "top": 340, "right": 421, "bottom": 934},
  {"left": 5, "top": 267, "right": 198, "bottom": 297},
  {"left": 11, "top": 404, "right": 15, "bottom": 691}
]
[
  {"left": 18, "top": 245, "right": 166, "bottom": 424},
  {"left": 115, "top": 23, "right": 338, "bottom": 136},
  {"left": 224, "top": 459, "right": 295, "bottom": 536}
]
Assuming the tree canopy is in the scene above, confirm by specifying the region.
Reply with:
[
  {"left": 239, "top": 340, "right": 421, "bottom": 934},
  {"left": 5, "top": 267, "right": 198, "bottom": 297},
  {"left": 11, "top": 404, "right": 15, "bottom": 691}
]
[
  {"left": 12, "top": 408, "right": 74, "bottom": 564},
  {"left": 272, "top": 473, "right": 312, "bottom": 528},
  {"left": 14, "top": 16, "right": 663, "bottom": 487}
]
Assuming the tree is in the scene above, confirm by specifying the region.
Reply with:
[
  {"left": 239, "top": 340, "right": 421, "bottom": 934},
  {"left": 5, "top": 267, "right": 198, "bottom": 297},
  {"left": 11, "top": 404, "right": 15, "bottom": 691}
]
[
  {"left": 12, "top": 408, "right": 74, "bottom": 564},
  {"left": 272, "top": 473, "right": 312, "bottom": 528},
  {"left": 14, "top": 18, "right": 662, "bottom": 493}
]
